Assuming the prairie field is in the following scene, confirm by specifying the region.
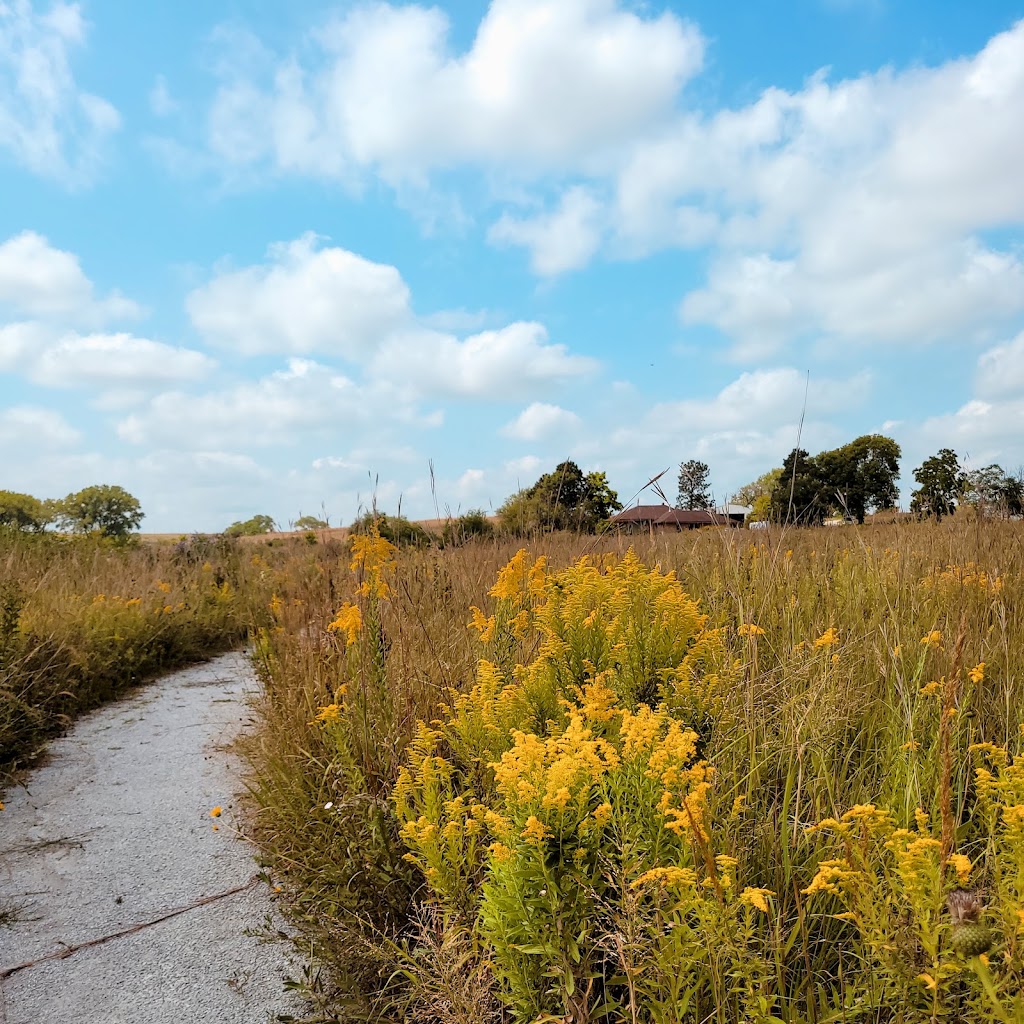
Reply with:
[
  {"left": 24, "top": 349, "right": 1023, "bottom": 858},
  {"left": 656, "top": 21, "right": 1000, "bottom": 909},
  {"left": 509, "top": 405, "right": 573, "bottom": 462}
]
[
  {"left": 242, "top": 519, "right": 1024, "bottom": 1023},
  {"left": 6, "top": 519, "right": 1024, "bottom": 1023}
]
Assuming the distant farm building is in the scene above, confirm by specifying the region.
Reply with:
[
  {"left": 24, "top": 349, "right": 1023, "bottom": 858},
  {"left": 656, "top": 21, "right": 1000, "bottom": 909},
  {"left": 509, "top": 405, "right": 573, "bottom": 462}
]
[{"left": 611, "top": 504, "right": 745, "bottom": 531}]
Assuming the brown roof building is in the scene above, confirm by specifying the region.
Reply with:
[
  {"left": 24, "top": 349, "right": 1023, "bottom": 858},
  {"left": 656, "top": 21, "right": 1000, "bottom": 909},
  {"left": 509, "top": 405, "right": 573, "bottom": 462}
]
[{"left": 611, "top": 504, "right": 744, "bottom": 530}]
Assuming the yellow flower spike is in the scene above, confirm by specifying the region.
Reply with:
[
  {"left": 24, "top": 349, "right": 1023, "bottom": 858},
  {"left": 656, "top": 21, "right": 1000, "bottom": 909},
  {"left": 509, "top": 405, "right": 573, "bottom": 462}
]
[
  {"left": 521, "top": 815, "right": 549, "bottom": 845},
  {"left": 919, "top": 680, "right": 941, "bottom": 697},
  {"left": 967, "top": 662, "right": 986, "bottom": 684},
  {"left": 327, "top": 602, "right": 362, "bottom": 646},
  {"left": 739, "top": 887, "right": 774, "bottom": 913},
  {"left": 737, "top": 623, "right": 765, "bottom": 637},
  {"left": 948, "top": 853, "right": 972, "bottom": 883},
  {"left": 312, "top": 703, "right": 343, "bottom": 725},
  {"left": 920, "top": 630, "right": 943, "bottom": 649}
]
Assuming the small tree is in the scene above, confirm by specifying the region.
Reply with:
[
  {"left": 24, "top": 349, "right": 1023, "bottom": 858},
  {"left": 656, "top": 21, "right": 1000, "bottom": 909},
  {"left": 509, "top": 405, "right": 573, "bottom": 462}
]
[
  {"left": 0, "top": 490, "right": 53, "bottom": 532},
  {"left": 58, "top": 485, "right": 143, "bottom": 538},
  {"left": 225, "top": 514, "right": 276, "bottom": 536},
  {"left": 960, "top": 464, "right": 1024, "bottom": 519},
  {"left": 498, "top": 462, "right": 621, "bottom": 534},
  {"left": 732, "top": 469, "right": 782, "bottom": 510},
  {"left": 294, "top": 515, "right": 329, "bottom": 530},
  {"left": 676, "top": 460, "right": 712, "bottom": 510},
  {"left": 910, "top": 449, "right": 964, "bottom": 521}
]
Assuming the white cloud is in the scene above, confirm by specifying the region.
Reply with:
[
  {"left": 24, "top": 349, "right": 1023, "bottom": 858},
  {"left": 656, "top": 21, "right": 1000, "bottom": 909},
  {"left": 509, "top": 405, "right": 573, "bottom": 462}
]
[
  {"left": 489, "top": 187, "right": 604, "bottom": 275},
  {"left": 976, "top": 330, "right": 1024, "bottom": 399},
  {"left": 116, "top": 358, "right": 430, "bottom": 449},
  {"left": 30, "top": 332, "right": 216, "bottom": 388},
  {"left": 0, "top": 0, "right": 120, "bottom": 183},
  {"left": 202, "top": 0, "right": 703, "bottom": 181},
  {"left": 501, "top": 401, "right": 582, "bottom": 441},
  {"left": 186, "top": 233, "right": 411, "bottom": 356},
  {"left": 372, "top": 322, "right": 597, "bottom": 398},
  {"left": 0, "top": 404, "right": 79, "bottom": 447},
  {"left": 0, "top": 231, "right": 142, "bottom": 326}
]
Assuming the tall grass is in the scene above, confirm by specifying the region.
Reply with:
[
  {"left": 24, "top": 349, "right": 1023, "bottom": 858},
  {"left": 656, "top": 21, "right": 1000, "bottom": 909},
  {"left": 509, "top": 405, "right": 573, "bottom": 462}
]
[
  {"left": 239, "top": 520, "right": 1024, "bottom": 1021},
  {"left": 0, "top": 530, "right": 268, "bottom": 778}
]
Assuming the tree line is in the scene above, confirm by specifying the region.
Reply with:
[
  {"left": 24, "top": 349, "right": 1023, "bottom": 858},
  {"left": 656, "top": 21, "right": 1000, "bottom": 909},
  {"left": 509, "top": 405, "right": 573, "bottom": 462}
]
[{"left": 0, "top": 485, "right": 143, "bottom": 537}]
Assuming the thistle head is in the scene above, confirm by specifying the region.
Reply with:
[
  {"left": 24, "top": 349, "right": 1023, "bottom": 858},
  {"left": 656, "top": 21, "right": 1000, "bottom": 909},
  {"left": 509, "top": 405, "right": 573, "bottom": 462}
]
[{"left": 946, "top": 889, "right": 984, "bottom": 925}]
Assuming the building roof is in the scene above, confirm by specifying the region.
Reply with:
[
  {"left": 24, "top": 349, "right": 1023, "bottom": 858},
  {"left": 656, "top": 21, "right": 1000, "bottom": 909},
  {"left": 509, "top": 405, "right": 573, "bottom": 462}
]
[{"left": 611, "top": 504, "right": 736, "bottom": 526}]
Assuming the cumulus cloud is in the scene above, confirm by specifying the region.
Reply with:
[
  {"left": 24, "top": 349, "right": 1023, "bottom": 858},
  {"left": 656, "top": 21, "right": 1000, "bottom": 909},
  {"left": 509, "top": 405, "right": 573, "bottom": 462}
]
[
  {"left": 501, "top": 402, "right": 582, "bottom": 441},
  {"left": 489, "top": 187, "right": 604, "bottom": 275},
  {"left": 30, "top": 332, "right": 215, "bottom": 388},
  {"left": 116, "top": 358, "right": 432, "bottom": 449},
  {"left": 372, "top": 322, "right": 597, "bottom": 398},
  {"left": 0, "top": 404, "right": 80, "bottom": 447},
  {"left": 0, "top": 1, "right": 120, "bottom": 183},
  {"left": 0, "top": 232, "right": 141, "bottom": 326},
  {"left": 187, "top": 233, "right": 410, "bottom": 356},
  {"left": 201, "top": 0, "right": 703, "bottom": 181}
]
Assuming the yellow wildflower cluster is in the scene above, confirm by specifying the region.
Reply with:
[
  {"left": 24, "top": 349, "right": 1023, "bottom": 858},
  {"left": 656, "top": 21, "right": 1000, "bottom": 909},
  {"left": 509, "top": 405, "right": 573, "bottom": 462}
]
[
  {"left": 737, "top": 623, "right": 765, "bottom": 637},
  {"left": 920, "top": 562, "right": 1004, "bottom": 595},
  {"left": 327, "top": 601, "right": 363, "bottom": 646},
  {"left": 814, "top": 627, "right": 840, "bottom": 648},
  {"left": 349, "top": 526, "right": 396, "bottom": 600}
]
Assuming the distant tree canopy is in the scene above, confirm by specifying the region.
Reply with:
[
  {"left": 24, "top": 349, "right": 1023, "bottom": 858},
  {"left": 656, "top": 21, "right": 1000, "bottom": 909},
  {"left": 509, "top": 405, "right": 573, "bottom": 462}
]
[
  {"left": 225, "top": 514, "right": 276, "bottom": 537},
  {"left": 57, "top": 485, "right": 144, "bottom": 538},
  {"left": 770, "top": 435, "right": 902, "bottom": 525},
  {"left": 294, "top": 515, "right": 329, "bottom": 530},
  {"left": 498, "top": 461, "right": 622, "bottom": 534},
  {"left": 958, "top": 464, "right": 1024, "bottom": 519},
  {"left": 910, "top": 449, "right": 965, "bottom": 521},
  {"left": 0, "top": 490, "right": 54, "bottom": 532},
  {"left": 732, "top": 468, "right": 782, "bottom": 523},
  {"left": 676, "top": 459, "right": 712, "bottom": 510},
  {"left": 442, "top": 509, "right": 495, "bottom": 546},
  {"left": 350, "top": 512, "right": 433, "bottom": 547}
]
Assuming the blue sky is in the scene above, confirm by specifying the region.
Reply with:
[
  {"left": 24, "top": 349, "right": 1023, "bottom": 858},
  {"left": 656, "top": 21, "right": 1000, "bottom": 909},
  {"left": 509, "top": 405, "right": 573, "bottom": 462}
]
[{"left": 2, "top": 0, "right": 1023, "bottom": 531}]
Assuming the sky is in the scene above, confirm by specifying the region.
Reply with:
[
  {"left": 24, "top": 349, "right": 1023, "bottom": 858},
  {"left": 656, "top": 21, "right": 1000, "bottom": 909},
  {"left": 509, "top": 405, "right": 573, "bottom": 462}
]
[{"left": 2, "top": 0, "right": 1024, "bottom": 532}]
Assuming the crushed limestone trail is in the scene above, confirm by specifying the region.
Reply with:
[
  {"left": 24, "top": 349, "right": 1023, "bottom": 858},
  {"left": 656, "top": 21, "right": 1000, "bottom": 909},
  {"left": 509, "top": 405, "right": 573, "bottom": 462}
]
[{"left": 0, "top": 651, "right": 307, "bottom": 1024}]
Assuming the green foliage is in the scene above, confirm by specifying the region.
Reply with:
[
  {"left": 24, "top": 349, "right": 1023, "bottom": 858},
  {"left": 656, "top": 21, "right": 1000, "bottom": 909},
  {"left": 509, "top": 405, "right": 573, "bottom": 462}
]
[
  {"left": 677, "top": 458, "right": 712, "bottom": 510},
  {"left": 960, "top": 464, "right": 1024, "bottom": 519},
  {"left": 911, "top": 448, "right": 965, "bottom": 521},
  {"left": 771, "top": 434, "right": 902, "bottom": 524},
  {"left": 498, "top": 461, "right": 621, "bottom": 534},
  {"left": 350, "top": 512, "right": 433, "bottom": 548},
  {"left": 225, "top": 513, "right": 276, "bottom": 536},
  {"left": 57, "top": 484, "right": 143, "bottom": 538},
  {"left": 732, "top": 468, "right": 782, "bottom": 509},
  {"left": 294, "top": 515, "right": 329, "bottom": 530},
  {"left": 0, "top": 491, "right": 53, "bottom": 532},
  {"left": 442, "top": 509, "right": 495, "bottom": 546}
]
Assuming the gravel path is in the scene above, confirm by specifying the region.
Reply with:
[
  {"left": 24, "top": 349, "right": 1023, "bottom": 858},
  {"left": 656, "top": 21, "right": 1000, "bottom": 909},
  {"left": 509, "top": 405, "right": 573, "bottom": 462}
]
[{"left": 0, "top": 651, "right": 308, "bottom": 1024}]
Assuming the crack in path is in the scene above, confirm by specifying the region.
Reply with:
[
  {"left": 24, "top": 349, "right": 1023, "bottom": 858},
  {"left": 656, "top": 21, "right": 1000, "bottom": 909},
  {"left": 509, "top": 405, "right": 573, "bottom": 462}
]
[{"left": 0, "top": 652, "right": 307, "bottom": 1024}]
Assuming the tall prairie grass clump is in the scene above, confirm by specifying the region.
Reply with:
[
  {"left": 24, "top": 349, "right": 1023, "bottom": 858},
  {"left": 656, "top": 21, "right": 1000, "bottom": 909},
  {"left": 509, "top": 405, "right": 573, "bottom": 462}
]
[
  {"left": 1, "top": 530, "right": 265, "bottom": 776},
  {"left": 244, "top": 520, "right": 1024, "bottom": 1022}
]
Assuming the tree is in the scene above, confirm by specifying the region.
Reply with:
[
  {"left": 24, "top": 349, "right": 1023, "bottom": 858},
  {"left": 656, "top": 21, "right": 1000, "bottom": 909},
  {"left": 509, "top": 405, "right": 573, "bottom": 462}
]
[
  {"left": 294, "top": 515, "right": 329, "bottom": 530},
  {"left": 910, "top": 449, "right": 964, "bottom": 521},
  {"left": 58, "top": 485, "right": 143, "bottom": 537},
  {"left": 732, "top": 469, "right": 782, "bottom": 510},
  {"left": 959, "top": 464, "right": 1024, "bottom": 519},
  {"left": 225, "top": 514, "right": 276, "bottom": 536},
  {"left": 771, "top": 449, "right": 829, "bottom": 524},
  {"left": 498, "top": 461, "right": 622, "bottom": 534},
  {"left": 816, "top": 434, "right": 901, "bottom": 523},
  {"left": 0, "top": 490, "right": 53, "bottom": 532},
  {"left": 676, "top": 460, "right": 712, "bottom": 510}
]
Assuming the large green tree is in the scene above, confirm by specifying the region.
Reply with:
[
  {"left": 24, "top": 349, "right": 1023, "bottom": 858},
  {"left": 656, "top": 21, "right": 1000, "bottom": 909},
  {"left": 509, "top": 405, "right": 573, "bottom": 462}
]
[
  {"left": 771, "top": 449, "right": 829, "bottom": 524},
  {"left": 910, "top": 449, "right": 965, "bottom": 521},
  {"left": 498, "top": 462, "right": 621, "bottom": 534},
  {"left": 57, "top": 485, "right": 143, "bottom": 537},
  {"left": 0, "top": 490, "right": 54, "bottom": 532},
  {"left": 676, "top": 459, "right": 712, "bottom": 510}
]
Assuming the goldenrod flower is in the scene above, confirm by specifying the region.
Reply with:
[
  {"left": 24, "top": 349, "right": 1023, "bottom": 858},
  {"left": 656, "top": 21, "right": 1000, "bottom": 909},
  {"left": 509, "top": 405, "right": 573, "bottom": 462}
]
[
  {"left": 521, "top": 815, "right": 548, "bottom": 845},
  {"left": 967, "top": 662, "right": 985, "bottom": 684},
  {"left": 739, "top": 887, "right": 774, "bottom": 912},
  {"left": 313, "top": 703, "right": 343, "bottom": 725},
  {"left": 327, "top": 602, "right": 362, "bottom": 646},
  {"left": 737, "top": 623, "right": 765, "bottom": 637},
  {"left": 814, "top": 627, "right": 839, "bottom": 648},
  {"left": 920, "top": 630, "right": 943, "bottom": 649},
  {"left": 948, "top": 853, "right": 972, "bottom": 883}
]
